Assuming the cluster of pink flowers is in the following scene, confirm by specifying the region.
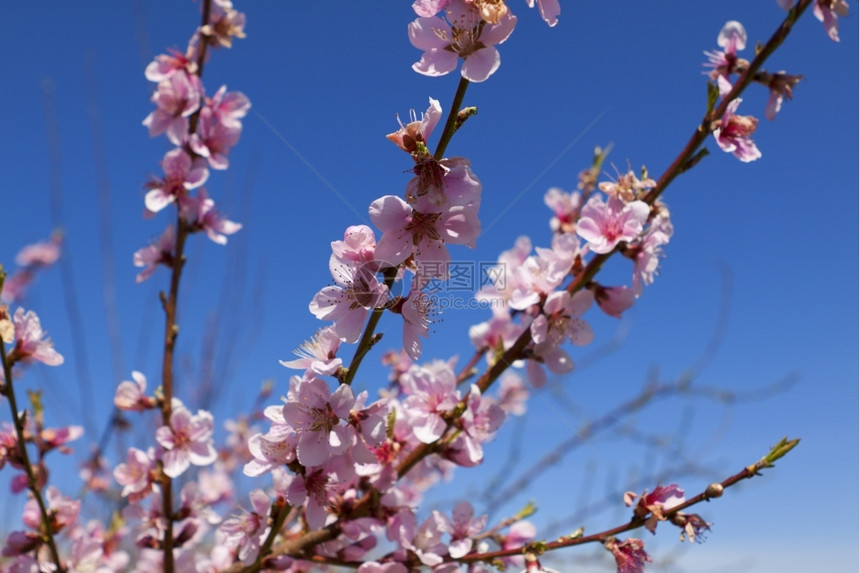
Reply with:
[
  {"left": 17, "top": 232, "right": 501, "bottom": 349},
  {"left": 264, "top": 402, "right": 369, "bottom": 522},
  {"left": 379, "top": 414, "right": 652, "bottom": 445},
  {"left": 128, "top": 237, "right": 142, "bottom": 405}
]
[
  {"left": 470, "top": 162, "right": 670, "bottom": 386},
  {"left": 134, "top": 0, "right": 248, "bottom": 283}
]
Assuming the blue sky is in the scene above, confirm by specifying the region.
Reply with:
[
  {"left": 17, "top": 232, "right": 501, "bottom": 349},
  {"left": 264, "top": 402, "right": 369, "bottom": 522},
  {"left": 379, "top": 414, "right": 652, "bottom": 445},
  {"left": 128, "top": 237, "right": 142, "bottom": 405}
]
[{"left": 0, "top": 2, "right": 857, "bottom": 571}]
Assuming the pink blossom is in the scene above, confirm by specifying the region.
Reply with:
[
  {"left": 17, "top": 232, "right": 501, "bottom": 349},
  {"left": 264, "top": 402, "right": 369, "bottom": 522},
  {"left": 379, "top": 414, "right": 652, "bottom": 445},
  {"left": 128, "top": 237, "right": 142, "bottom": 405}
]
[
  {"left": 629, "top": 211, "right": 672, "bottom": 296},
  {"left": 495, "top": 372, "right": 529, "bottom": 416},
  {"left": 501, "top": 521, "right": 536, "bottom": 568},
  {"left": 218, "top": 489, "right": 271, "bottom": 564},
  {"left": 283, "top": 374, "right": 356, "bottom": 467},
  {"left": 144, "top": 148, "right": 209, "bottom": 214},
  {"left": 208, "top": 85, "right": 250, "bottom": 128},
  {"left": 409, "top": 0, "right": 517, "bottom": 82},
  {"left": 703, "top": 21, "right": 747, "bottom": 95},
  {"left": 544, "top": 187, "right": 582, "bottom": 234},
  {"left": 285, "top": 456, "right": 354, "bottom": 529},
  {"left": 402, "top": 361, "right": 461, "bottom": 443},
  {"left": 412, "top": 0, "right": 451, "bottom": 17},
  {"left": 508, "top": 233, "right": 580, "bottom": 310},
  {"left": 23, "top": 486, "right": 80, "bottom": 533},
  {"left": 529, "top": 289, "right": 595, "bottom": 378},
  {"left": 331, "top": 225, "right": 380, "bottom": 271},
  {"left": 599, "top": 169, "right": 656, "bottom": 203},
  {"left": 243, "top": 405, "right": 297, "bottom": 476},
  {"left": 447, "top": 384, "right": 504, "bottom": 466},
  {"left": 114, "top": 447, "right": 156, "bottom": 503},
  {"left": 155, "top": 399, "right": 218, "bottom": 478},
  {"left": 142, "top": 70, "right": 203, "bottom": 145},
  {"left": 202, "top": 2, "right": 247, "bottom": 48},
  {"left": 387, "top": 97, "right": 442, "bottom": 154},
  {"left": 625, "top": 483, "right": 685, "bottom": 534},
  {"left": 406, "top": 156, "right": 482, "bottom": 208},
  {"left": 576, "top": 195, "right": 650, "bottom": 255},
  {"left": 189, "top": 105, "right": 242, "bottom": 170},
  {"left": 469, "top": 307, "right": 526, "bottom": 358},
  {"left": 15, "top": 236, "right": 62, "bottom": 267},
  {"left": 713, "top": 98, "right": 761, "bottom": 162},
  {"left": 183, "top": 187, "right": 242, "bottom": 244},
  {"left": 717, "top": 20, "right": 747, "bottom": 53},
  {"left": 525, "top": 0, "right": 561, "bottom": 27},
  {"left": 438, "top": 501, "right": 487, "bottom": 558},
  {"left": 115, "top": 370, "right": 157, "bottom": 411},
  {"left": 145, "top": 48, "right": 197, "bottom": 82},
  {"left": 310, "top": 262, "right": 389, "bottom": 343},
  {"left": 133, "top": 225, "right": 176, "bottom": 283},
  {"left": 370, "top": 195, "right": 475, "bottom": 274},
  {"left": 10, "top": 307, "right": 63, "bottom": 366},
  {"left": 38, "top": 424, "right": 83, "bottom": 454},
  {"left": 605, "top": 537, "right": 652, "bottom": 573},
  {"left": 280, "top": 326, "right": 343, "bottom": 375}
]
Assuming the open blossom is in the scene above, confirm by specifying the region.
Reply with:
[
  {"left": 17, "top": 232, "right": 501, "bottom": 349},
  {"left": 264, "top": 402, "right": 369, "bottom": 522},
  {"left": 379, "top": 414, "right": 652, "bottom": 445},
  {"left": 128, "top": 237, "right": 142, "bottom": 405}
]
[
  {"left": 145, "top": 47, "right": 197, "bottom": 82},
  {"left": 202, "top": 1, "right": 247, "bottom": 48},
  {"left": 544, "top": 187, "right": 582, "bottom": 234},
  {"left": 625, "top": 483, "right": 685, "bottom": 533},
  {"left": 528, "top": 289, "right": 595, "bottom": 383},
  {"left": 144, "top": 148, "right": 209, "bottom": 214},
  {"left": 508, "top": 233, "right": 579, "bottom": 310},
  {"left": 10, "top": 307, "right": 63, "bottom": 366},
  {"left": 438, "top": 501, "right": 487, "bottom": 558},
  {"left": 703, "top": 20, "right": 747, "bottom": 95},
  {"left": 155, "top": 399, "right": 218, "bottom": 478},
  {"left": 409, "top": 0, "right": 517, "bottom": 82},
  {"left": 282, "top": 374, "right": 356, "bottom": 467},
  {"left": 243, "top": 405, "right": 297, "bottom": 477},
  {"left": 218, "top": 489, "right": 271, "bottom": 564},
  {"left": 369, "top": 194, "right": 481, "bottom": 275},
  {"left": 114, "top": 447, "right": 156, "bottom": 503},
  {"left": 576, "top": 195, "right": 650, "bottom": 255},
  {"left": 280, "top": 326, "right": 343, "bottom": 375},
  {"left": 133, "top": 225, "right": 175, "bottom": 283},
  {"left": 309, "top": 262, "right": 389, "bottom": 343},
  {"left": 183, "top": 188, "right": 242, "bottom": 244},
  {"left": 208, "top": 85, "right": 250, "bottom": 128},
  {"left": 713, "top": 98, "right": 761, "bottom": 162},
  {"left": 387, "top": 97, "right": 442, "bottom": 154},
  {"left": 142, "top": 70, "right": 203, "bottom": 145},
  {"left": 447, "top": 384, "right": 504, "bottom": 466},
  {"left": 114, "top": 370, "right": 157, "bottom": 411},
  {"left": 189, "top": 105, "right": 242, "bottom": 170},
  {"left": 402, "top": 360, "right": 461, "bottom": 443}
]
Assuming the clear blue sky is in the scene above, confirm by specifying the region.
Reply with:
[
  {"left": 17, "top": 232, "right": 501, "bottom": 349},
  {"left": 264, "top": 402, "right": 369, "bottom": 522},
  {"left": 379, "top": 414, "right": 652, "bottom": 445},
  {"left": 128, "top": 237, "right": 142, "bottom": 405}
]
[{"left": 1, "top": 2, "right": 856, "bottom": 571}]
